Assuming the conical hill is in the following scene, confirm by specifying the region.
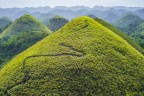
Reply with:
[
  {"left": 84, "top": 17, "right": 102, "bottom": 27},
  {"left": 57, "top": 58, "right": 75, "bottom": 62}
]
[
  {"left": 0, "top": 16, "right": 143, "bottom": 95},
  {"left": 0, "top": 14, "right": 51, "bottom": 66}
]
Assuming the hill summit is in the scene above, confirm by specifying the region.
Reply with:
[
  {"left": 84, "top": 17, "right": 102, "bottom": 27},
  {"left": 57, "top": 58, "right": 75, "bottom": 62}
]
[
  {"left": 0, "top": 16, "right": 144, "bottom": 95},
  {"left": 0, "top": 14, "right": 51, "bottom": 66},
  {"left": 0, "top": 14, "right": 51, "bottom": 40}
]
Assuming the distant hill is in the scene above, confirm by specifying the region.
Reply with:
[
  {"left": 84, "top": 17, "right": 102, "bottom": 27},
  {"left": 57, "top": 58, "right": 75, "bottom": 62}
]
[
  {"left": 0, "top": 16, "right": 12, "bottom": 33},
  {"left": 115, "top": 14, "right": 143, "bottom": 35},
  {"left": 102, "top": 8, "right": 132, "bottom": 24},
  {"left": 0, "top": 6, "right": 142, "bottom": 22},
  {"left": 135, "top": 9, "right": 144, "bottom": 19},
  {"left": 0, "top": 14, "right": 51, "bottom": 67},
  {"left": 46, "top": 16, "right": 69, "bottom": 32},
  {"left": 0, "top": 16, "right": 143, "bottom": 95},
  {"left": 114, "top": 14, "right": 144, "bottom": 48},
  {"left": 130, "top": 22, "right": 144, "bottom": 48}
]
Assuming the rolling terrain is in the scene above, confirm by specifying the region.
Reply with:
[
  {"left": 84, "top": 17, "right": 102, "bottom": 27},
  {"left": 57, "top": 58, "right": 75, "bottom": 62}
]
[{"left": 0, "top": 16, "right": 143, "bottom": 95}]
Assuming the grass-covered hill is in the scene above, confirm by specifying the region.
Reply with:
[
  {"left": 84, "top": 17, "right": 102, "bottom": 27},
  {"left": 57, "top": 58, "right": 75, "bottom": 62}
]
[
  {"left": 0, "top": 17, "right": 12, "bottom": 33},
  {"left": 0, "top": 16, "right": 144, "bottom": 96},
  {"left": 93, "top": 17, "right": 144, "bottom": 54},
  {"left": 0, "top": 14, "right": 51, "bottom": 67}
]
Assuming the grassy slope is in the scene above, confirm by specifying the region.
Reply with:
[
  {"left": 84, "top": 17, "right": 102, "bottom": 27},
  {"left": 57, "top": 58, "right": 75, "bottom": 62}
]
[
  {"left": 94, "top": 17, "right": 144, "bottom": 54},
  {"left": 0, "top": 16, "right": 144, "bottom": 95},
  {"left": 0, "top": 14, "right": 51, "bottom": 66}
]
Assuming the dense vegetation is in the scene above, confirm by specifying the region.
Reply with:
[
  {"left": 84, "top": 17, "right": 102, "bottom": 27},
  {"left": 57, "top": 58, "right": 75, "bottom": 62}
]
[
  {"left": 115, "top": 14, "right": 143, "bottom": 35},
  {"left": 46, "top": 16, "right": 69, "bottom": 32},
  {"left": 0, "top": 17, "right": 12, "bottom": 33},
  {"left": 114, "top": 14, "right": 144, "bottom": 49},
  {"left": 0, "top": 16, "right": 143, "bottom": 95},
  {"left": 0, "top": 14, "right": 51, "bottom": 67},
  {"left": 131, "top": 32, "right": 144, "bottom": 48},
  {"left": 130, "top": 22, "right": 144, "bottom": 48}
]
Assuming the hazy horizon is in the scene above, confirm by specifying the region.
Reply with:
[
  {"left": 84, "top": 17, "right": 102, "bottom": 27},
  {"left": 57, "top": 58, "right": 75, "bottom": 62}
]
[
  {"left": 0, "top": 5, "right": 144, "bottom": 9},
  {"left": 0, "top": 0, "right": 144, "bottom": 8}
]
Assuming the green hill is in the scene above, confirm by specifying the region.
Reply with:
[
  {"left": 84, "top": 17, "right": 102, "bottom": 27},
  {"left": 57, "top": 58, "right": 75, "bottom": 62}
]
[
  {"left": 137, "top": 22, "right": 144, "bottom": 32},
  {"left": 93, "top": 17, "right": 144, "bottom": 54},
  {"left": 115, "top": 14, "right": 143, "bottom": 35},
  {"left": 114, "top": 14, "right": 144, "bottom": 49},
  {"left": 130, "top": 22, "right": 144, "bottom": 48},
  {"left": 0, "top": 17, "right": 12, "bottom": 33},
  {"left": 0, "top": 14, "right": 51, "bottom": 66},
  {"left": 46, "top": 16, "right": 69, "bottom": 32},
  {"left": 0, "top": 16, "right": 144, "bottom": 96}
]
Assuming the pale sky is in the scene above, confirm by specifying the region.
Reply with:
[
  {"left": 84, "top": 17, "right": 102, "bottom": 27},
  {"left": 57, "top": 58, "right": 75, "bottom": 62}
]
[{"left": 0, "top": 0, "right": 144, "bottom": 8}]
